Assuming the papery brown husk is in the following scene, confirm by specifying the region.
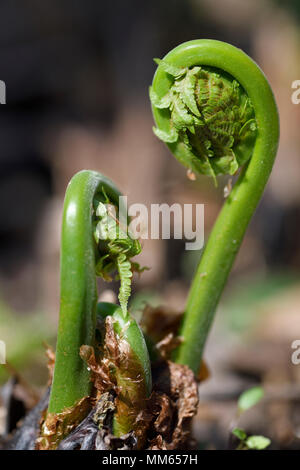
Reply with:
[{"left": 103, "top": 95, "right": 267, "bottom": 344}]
[
  {"left": 36, "top": 396, "right": 92, "bottom": 450},
  {"left": 80, "top": 316, "right": 149, "bottom": 448},
  {"left": 145, "top": 360, "right": 199, "bottom": 449},
  {"left": 79, "top": 315, "right": 199, "bottom": 450}
]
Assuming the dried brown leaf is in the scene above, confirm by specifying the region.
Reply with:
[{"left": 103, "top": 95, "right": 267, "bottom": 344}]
[
  {"left": 92, "top": 392, "right": 115, "bottom": 429},
  {"left": 141, "top": 305, "right": 182, "bottom": 343},
  {"left": 167, "top": 361, "right": 199, "bottom": 448},
  {"left": 146, "top": 360, "right": 198, "bottom": 450},
  {"left": 197, "top": 360, "right": 210, "bottom": 383},
  {"left": 155, "top": 333, "right": 183, "bottom": 359},
  {"left": 97, "top": 428, "right": 137, "bottom": 450},
  {"left": 80, "top": 344, "right": 114, "bottom": 396},
  {"left": 36, "top": 396, "right": 92, "bottom": 450},
  {"left": 148, "top": 434, "right": 168, "bottom": 450},
  {"left": 152, "top": 393, "right": 173, "bottom": 437}
]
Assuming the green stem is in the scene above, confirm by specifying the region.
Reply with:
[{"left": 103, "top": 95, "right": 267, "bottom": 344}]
[
  {"left": 48, "top": 170, "right": 122, "bottom": 414},
  {"left": 151, "top": 40, "right": 279, "bottom": 374}
]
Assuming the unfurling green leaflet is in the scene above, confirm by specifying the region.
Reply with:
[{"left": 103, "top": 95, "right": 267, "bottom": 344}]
[
  {"left": 116, "top": 254, "right": 133, "bottom": 317},
  {"left": 94, "top": 197, "right": 144, "bottom": 317},
  {"left": 153, "top": 58, "right": 186, "bottom": 78},
  {"left": 150, "top": 59, "right": 257, "bottom": 183}
]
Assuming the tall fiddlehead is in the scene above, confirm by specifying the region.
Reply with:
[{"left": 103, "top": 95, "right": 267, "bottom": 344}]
[
  {"left": 41, "top": 170, "right": 151, "bottom": 448},
  {"left": 150, "top": 40, "right": 279, "bottom": 375}
]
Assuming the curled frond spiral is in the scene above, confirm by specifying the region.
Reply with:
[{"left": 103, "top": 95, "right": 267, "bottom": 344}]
[{"left": 150, "top": 60, "right": 256, "bottom": 182}]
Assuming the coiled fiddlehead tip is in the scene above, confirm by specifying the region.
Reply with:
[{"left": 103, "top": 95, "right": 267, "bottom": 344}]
[
  {"left": 150, "top": 40, "right": 278, "bottom": 185},
  {"left": 150, "top": 60, "right": 256, "bottom": 182}
]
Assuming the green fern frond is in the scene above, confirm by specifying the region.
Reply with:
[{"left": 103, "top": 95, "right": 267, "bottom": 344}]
[
  {"left": 94, "top": 197, "right": 145, "bottom": 318},
  {"left": 117, "top": 253, "right": 133, "bottom": 317}
]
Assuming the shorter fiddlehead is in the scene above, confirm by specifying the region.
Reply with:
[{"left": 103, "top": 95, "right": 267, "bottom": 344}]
[
  {"left": 150, "top": 40, "right": 279, "bottom": 375},
  {"left": 150, "top": 59, "right": 256, "bottom": 183},
  {"left": 39, "top": 170, "right": 151, "bottom": 449}
]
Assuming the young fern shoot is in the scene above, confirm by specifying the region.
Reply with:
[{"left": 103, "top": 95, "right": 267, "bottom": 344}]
[
  {"left": 40, "top": 170, "right": 151, "bottom": 449},
  {"left": 150, "top": 39, "right": 279, "bottom": 375}
]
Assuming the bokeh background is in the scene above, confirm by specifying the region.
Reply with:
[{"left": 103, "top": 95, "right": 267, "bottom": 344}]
[{"left": 1, "top": 0, "right": 300, "bottom": 449}]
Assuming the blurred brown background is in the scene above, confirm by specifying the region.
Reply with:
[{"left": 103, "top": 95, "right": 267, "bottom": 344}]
[{"left": 1, "top": 0, "right": 300, "bottom": 449}]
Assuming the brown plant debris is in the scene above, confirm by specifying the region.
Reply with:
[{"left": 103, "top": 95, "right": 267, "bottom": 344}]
[
  {"left": 35, "top": 311, "right": 199, "bottom": 450},
  {"left": 36, "top": 395, "right": 92, "bottom": 450},
  {"left": 80, "top": 316, "right": 149, "bottom": 446},
  {"left": 58, "top": 392, "right": 139, "bottom": 450},
  {"left": 57, "top": 408, "right": 100, "bottom": 450},
  {"left": 151, "top": 393, "right": 173, "bottom": 437},
  {"left": 155, "top": 333, "right": 183, "bottom": 359},
  {"left": 6, "top": 354, "right": 198, "bottom": 450},
  {"left": 93, "top": 392, "right": 115, "bottom": 429},
  {"left": 80, "top": 344, "right": 114, "bottom": 396},
  {"left": 79, "top": 316, "right": 199, "bottom": 449},
  {"left": 141, "top": 304, "right": 210, "bottom": 381},
  {"left": 147, "top": 360, "right": 199, "bottom": 450},
  {"left": 57, "top": 392, "right": 114, "bottom": 450},
  {"left": 198, "top": 359, "right": 210, "bottom": 382},
  {"left": 96, "top": 429, "right": 137, "bottom": 450},
  {"left": 141, "top": 305, "right": 182, "bottom": 343}
]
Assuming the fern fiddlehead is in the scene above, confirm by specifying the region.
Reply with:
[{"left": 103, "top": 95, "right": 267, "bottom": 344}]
[
  {"left": 150, "top": 40, "right": 279, "bottom": 375},
  {"left": 150, "top": 59, "right": 256, "bottom": 183},
  {"left": 41, "top": 170, "right": 151, "bottom": 448}
]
